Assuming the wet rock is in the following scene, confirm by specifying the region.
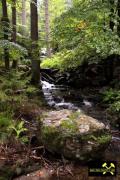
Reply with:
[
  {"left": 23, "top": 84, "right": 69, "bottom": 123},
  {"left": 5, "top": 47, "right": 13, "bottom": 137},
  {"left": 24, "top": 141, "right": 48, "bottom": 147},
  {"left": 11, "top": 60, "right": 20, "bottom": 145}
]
[{"left": 40, "top": 110, "right": 111, "bottom": 161}]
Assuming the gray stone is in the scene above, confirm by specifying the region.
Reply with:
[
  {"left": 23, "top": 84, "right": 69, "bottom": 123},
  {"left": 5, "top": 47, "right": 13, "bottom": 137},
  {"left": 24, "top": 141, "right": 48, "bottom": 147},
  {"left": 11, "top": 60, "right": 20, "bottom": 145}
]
[{"left": 40, "top": 110, "right": 111, "bottom": 161}]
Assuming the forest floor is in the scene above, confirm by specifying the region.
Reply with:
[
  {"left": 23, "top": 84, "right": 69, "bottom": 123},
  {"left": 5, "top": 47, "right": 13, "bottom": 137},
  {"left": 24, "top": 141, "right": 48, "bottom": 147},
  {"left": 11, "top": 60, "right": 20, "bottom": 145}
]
[{"left": 0, "top": 68, "right": 120, "bottom": 180}]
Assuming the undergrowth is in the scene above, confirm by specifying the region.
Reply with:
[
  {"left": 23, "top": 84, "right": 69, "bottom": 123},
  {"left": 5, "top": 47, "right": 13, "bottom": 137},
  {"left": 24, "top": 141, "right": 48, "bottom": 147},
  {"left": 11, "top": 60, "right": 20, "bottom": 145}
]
[
  {"left": 0, "top": 70, "right": 44, "bottom": 144},
  {"left": 102, "top": 88, "right": 120, "bottom": 113}
]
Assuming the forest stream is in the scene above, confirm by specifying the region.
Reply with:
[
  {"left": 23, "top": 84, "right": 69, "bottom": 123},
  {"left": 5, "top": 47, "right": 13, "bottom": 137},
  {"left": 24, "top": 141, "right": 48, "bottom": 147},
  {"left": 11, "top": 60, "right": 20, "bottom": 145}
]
[
  {"left": 13, "top": 81, "right": 120, "bottom": 180},
  {"left": 32, "top": 80, "right": 120, "bottom": 180}
]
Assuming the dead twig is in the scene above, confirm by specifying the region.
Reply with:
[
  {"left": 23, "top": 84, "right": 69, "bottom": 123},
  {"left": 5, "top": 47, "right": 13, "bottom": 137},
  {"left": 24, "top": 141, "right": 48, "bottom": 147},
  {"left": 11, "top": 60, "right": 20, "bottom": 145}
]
[
  {"left": 30, "top": 155, "right": 42, "bottom": 160},
  {"left": 31, "top": 146, "right": 44, "bottom": 150}
]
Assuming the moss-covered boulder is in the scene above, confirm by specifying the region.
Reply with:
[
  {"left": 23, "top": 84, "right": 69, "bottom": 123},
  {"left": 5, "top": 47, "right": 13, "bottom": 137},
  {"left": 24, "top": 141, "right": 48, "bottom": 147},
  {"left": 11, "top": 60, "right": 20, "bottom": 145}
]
[{"left": 40, "top": 110, "right": 111, "bottom": 161}]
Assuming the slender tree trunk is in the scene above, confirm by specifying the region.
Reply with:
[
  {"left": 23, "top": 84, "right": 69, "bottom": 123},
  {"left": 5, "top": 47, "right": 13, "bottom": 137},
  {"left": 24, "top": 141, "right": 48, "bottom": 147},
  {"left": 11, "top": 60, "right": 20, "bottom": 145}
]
[
  {"left": 30, "top": 0, "right": 41, "bottom": 86},
  {"left": 109, "top": 0, "right": 115, "bottom": 31},
  {"left": 1, "top": 0, "right": 10, "bottom": 69},
  {"left": 11, "top": 0, "right": 17, "bottom": 68},
  {"left": 117, "top": 0, "right": 120, "bottom": 36},
  {"left": 44, "top": 0, "right": 51, "bottom": 57},
  {"left": 66, "top": 0, "right": 73, "bottom": 9},
  {"left": 22, "top": 0, "right": 26, "bottom": 35}
]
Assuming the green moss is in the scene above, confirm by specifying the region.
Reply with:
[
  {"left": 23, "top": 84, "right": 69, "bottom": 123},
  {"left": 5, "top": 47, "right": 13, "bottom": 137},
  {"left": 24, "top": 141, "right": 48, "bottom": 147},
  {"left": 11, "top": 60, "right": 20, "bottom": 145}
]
[
  {"left": 43, "top": 125, "right": 57, "bottom": 136},
  {"left": 42, "top": 125, "right": 60, "bottom": 144},
  {"left": 42, "top": 125, "right": 63, "bottom": 150},
  {"left": 97, "top": 134, "right": 111, "bottom": 144},
  {"left": 69, "top": 111, "right": 81, "bottom": 120},
  {"left": 81, "top": 134, "right": 100, "bottom": 141},
  {"left": 60, "top": 119, "right": 78, "bottom": 133},
  {"left": 59, "top": 111, "right": 80, "bottom": 134},
  {"left": 26, "top": 86, "right": 37, "bottom": 93},
  {"left": 81, "top": 133, "right": 111, "bottom": 144}
]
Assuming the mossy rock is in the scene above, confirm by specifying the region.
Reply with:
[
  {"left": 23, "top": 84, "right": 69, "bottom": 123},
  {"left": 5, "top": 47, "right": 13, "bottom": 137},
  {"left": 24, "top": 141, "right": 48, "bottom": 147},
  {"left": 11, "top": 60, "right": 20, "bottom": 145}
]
[{"left": 40, "top": 110, "right": 111, "bottom": 161}]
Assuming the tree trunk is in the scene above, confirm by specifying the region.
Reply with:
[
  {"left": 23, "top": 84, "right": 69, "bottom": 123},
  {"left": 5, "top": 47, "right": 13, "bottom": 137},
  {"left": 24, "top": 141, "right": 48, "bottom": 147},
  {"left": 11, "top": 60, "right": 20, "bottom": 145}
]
[
  {"left": 22, "top": 0, "right": 26, "bottom": 35},
  {"left": 44, "top": 0, "right": 51, "bottom": 57},
  {"left": 117, "top": 0, "right": 120, "bottom": 36},
  {"left": 11, "top": 0, "right": 17, "bottom": 68},
  {"left": 30, "top": 0, "right": 41, "bottom": 86},
  {"left": 66, "top": 0, "right": 73, "bottom": 9},
  {"left": 1, "top": 0, "right": 10, "bottom": 69},
  {"left": 109, "top": 0, "right": 115, "bottom": 31}
]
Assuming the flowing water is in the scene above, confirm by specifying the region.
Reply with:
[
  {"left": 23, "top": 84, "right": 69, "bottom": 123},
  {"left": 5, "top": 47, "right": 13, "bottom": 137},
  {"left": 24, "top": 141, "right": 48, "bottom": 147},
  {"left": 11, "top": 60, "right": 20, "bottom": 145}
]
[
  {"left": 41, "top": 80, "right": 95, "bottom": 111},
  {"left": 41, "top": 80, "right": 108, "bottom": 121}
]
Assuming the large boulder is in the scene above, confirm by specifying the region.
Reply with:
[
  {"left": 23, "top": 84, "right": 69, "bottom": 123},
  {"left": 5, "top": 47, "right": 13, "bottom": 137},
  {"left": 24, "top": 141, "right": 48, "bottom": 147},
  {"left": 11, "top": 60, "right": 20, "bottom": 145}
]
[{"left": 40, "top": 110, "right": 111, "bottom": 161}]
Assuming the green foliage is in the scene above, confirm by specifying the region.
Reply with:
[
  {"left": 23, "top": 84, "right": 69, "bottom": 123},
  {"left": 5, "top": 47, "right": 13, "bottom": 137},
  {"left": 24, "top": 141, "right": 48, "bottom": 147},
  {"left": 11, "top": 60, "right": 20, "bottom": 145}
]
[
  {"left": 0, "top": 90, "right": 7, "bottom": 101},
  {"left": 102, "top": 88, "right": 120, "bottom": 113},
  {"left": 42, "top": 0, "right": 120, "bottom": 71},
  {"left": 0, "top": 40, "right": 28, "bottom": 61},
  {"left": 81, "top": 133, "right": 111, "bottom": 144},
  {"left": 61, "top": 119, "right": 78, "bottom": 133},
  {"left": 26, "top": 86, "right": 39, "bottom": 97},
  {"left": 16, "top": 34, "right": 31, "bottom": 50},
  {"left": 102, "top": 88, "right": 120, "bottom": 103},
  {"left": 0, "top": 113, "right": 13, "bottom": 142},
  {"left": 0, "top": 71, "right": 26, "bottom": 92},
  {"left": 60, "top": 112, "right": 81, "bottom": 134},
  {"left": 41, "top": 47, "right": 90, "bottom": 71},
  {"left": 110, "top": 101, "right": 120, "bottom": 112},
  {"left": 97, "top": 134, "right": 111, "bottom": 144},
  {"left": 41, "top": 51, "right": 68, "bottom": 70},
  {"left": 0, "top": 70, "right": 28, "bottom": 143},
  {"left": 0, "top": 112, "right": 28, "bottom": 144},
  {"left": 0, "top": 114, "right": 12, "bottom": 128},
  {"left": 9, "top": 121, "right": 28, "bottom": 143}
]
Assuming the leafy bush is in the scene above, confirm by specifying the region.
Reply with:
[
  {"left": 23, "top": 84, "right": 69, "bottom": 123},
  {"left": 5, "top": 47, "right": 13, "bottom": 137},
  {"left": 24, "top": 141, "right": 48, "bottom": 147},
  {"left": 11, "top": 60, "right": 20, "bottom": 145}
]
[
  {"left": 0, "top": 113, "right": 28, "bottom": 143},
  {"left": 102, "top": 89, "right": 120, "bottom": 103},
  {"left": 110, "top": 101, "right": 120, "bottom": 112},
  {"left": 0, "top": 40, "right": 28, "bottom": 61},
  {"left": 9, "top": 121, "right": 28, "bottom": 143},
  {"left": 0, "top": 70, "right": 27, "bottom": 91},
  {"left": 102, "top": 88, "right": 120, "bottom": 113},
  {"left": 42, "top": 30, "right": 120, "bottom": 71}
]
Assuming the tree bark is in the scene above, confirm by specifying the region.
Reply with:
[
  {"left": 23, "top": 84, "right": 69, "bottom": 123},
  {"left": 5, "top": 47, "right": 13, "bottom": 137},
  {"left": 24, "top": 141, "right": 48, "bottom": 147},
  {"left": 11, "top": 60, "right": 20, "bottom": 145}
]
[
  {"left": 22, "top": 0, "right": 26, "bottom": 35},
  {"left": 66, "top": 0, "right": 73, "bottom": 9},
  {"left": 30, "top": 0, "right": 41, "bottom": 86},
  {"left": 11, "top": 0, "right": 17, "bottom": 68},
  {"left": 44, "top": 0, "right": 51, "bottom": 57},
  {"left": 1, "top": 0, "right": 10, "bottom": 69},
  {"left": 109, "top": 0, "right": 115, "bottom": 31},
  {"left": 117, "top": 0, "right": 120, "bottom": 36}
]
